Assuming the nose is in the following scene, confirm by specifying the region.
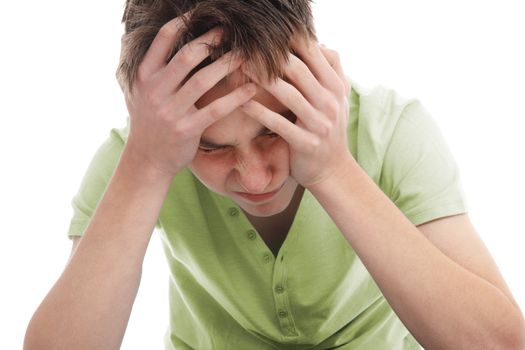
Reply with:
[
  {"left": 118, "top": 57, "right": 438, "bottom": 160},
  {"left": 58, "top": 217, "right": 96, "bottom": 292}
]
[{"left": 234, "top": 148, "right": 272, "bottom": 194}]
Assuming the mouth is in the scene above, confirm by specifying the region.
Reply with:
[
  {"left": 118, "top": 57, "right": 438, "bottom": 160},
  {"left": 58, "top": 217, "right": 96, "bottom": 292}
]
[{"left": 234, "top": 184, "right": 284, "bottom": 203}]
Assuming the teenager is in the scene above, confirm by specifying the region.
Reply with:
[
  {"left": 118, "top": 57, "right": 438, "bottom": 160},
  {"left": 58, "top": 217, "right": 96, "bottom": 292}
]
[{"left": 25, "top": 1, "right": 525, "bottom": 349}]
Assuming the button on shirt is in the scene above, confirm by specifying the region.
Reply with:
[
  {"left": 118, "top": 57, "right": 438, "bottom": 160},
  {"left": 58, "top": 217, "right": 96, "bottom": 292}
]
[{"left": 67, "top": 78, "right": 467, "bottom": 349}]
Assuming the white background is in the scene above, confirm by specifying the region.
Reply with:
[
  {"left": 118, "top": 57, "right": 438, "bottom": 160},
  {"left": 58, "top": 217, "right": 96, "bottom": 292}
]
[{"left": 1, "top": 1, "right": 524, "bottom": 349}]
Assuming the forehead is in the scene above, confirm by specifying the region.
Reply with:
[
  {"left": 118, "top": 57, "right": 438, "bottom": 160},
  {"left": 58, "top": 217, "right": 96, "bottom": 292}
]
[
  {"left": 195, "top": 69, "right": 286, "bottom": 112},
  {"left": 195, "top": 70, "right": 289, "bottom": 139}
]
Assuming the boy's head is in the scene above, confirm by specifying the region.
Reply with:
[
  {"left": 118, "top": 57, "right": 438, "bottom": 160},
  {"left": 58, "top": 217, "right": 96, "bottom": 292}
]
[
  {"left": 116, "top": 0, "right": 316, "bottom": 95},
  {"left": 116, "top": 0, "right": 319, "bottom": 218}
]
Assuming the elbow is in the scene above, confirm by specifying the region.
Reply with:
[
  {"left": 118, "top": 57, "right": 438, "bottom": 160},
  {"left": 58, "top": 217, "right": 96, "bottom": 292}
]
[
  {"left": 24, "top": 323, "right": 40, "bottom": 350},
  {"left": 510, "top": 316, "right": 525, "bottom": 350},
  {"left": 494, "top": 308, "right": 525, "bottom": 350},
  {"left": 24, "top": 318, "right": 44, "bottom": 350},
  {"left": 499, "top": 331, "right": 525, "bottom": 350},
  {"left": 24, "top": 313, "right": 53, "bottom": 350},
  {"left": 465, "top": 307, "right": 525, "bottom": 350}
]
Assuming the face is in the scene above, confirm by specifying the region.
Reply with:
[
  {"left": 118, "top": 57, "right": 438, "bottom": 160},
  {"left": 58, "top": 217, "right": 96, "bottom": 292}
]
[{"left": 188, "top": 71, "right": 299, "bottom": 217}]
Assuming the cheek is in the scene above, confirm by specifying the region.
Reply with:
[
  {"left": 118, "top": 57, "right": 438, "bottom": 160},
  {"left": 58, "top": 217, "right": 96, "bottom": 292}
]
[
  {"left": 270, "top": 139, "right": 291, "bottom": 167},
  {"left": 188, "top": 154, "right": 234, "bottom": 191},
  {"left": 189, "top": 139, "right": 291, "bottom": 188}
]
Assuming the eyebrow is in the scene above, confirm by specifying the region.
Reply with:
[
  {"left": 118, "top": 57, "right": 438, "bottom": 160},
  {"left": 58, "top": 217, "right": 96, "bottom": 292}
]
[{"left": 199, "top": 126, "right": 272, "bottom": 148}]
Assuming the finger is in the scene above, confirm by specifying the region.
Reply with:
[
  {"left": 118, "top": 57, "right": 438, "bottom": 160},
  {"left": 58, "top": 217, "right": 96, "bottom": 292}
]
[
  {"left": 174, "top": 51, "right": 244, "bottom": 111},
  {"left": 155, "top": 27, "right": 223, "bottom": 96},
  {"left": 240, "top": 100, "right": 315, "bottom": 151},
  {"left": 139, "top": 15, "right": 188, "bottom": 78},
  {"left": 186, "top": 83, "right": 257, "bottom": 132},
  {"left": 319, "top": 44, "right": 351, "bottom": 97},
  {"left": 243, "top": 68, "right": 330, "bottom": 131},
  {"left": 289, "top": 34, "right": 343, "bottom": 95},
  {"left": 282, "top": 54, "right": 333, "bottom": 111}
]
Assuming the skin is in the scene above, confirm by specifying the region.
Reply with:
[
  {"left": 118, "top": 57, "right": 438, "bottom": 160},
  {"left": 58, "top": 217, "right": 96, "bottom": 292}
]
[
  {"left": 121, "top": 23, "right": 258, "bottom": 177},
  {"left": 188, "top": 71, "right": 301, "bottom": 218},
  {"left": 187, "top": 35, "right": 351, "bottom": 225},
  {"left": 29, "top": 12, "right": 524, "bottom": 350},
  {"left": 24, "top": 16, "right": 260, "bottom": 350},
  {"left": 233, "top": 34, "right": 525, "bottom": 348}
]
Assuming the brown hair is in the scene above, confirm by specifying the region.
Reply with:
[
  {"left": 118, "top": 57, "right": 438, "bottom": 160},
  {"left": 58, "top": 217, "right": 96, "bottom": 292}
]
[{"left": 116, "top": 0, "right": 317, "bottom": 96}]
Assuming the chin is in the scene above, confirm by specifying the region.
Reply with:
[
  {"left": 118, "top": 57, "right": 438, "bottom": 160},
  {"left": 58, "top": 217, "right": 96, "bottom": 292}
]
[
  {"left": 199, "top": 182, "right": 290, "bottom": 217},
  {"left": 238, "top": 202, "right": 287, "bottom": 217},
  {"left": 234, "top": 183, "right": 297, "bottom": 218}
]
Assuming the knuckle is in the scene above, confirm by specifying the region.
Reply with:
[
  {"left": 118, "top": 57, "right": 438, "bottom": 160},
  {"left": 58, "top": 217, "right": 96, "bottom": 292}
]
[
  {"left": 204, "top": 27, "right": 223, "bottom": 43},
  {"left": 323, "top": 97, "right": 340, "bottom": 117},
  {"left": 171, "top": 120, "right": 187, "bottom": 136},
  {"left": 241, "top": 83, "right": 257, "bottom": 97},
  {"left": 305, "top": 137, "right": 320, "bottom": 153},
  {"left": 250, "top": 105, "right": 267, "bottom": 123},
  {"left": 249, "top": 104, "right": 262, "bottom": 118},
  {"left": 158, "top": 18, "right": 182, "bottom": 41},
  {"left": 286, "top": 57, "right": 303, "bottom": 78},
  {"left": 282, "top": 88, "right": 302, "bottom": 108},
  {"left": 305, "top": 42, "right": 318, "bottom": 57},
  {"left": 281, "top": 94, "right": 295, "bottom": 109},
  {"left": 334, "top": 80, "right": 346, "bottom": 97},
  {"left": 207, "top": 103, "right": 224, "bottom": 119},
  {"left": 328, "top": 49, "right": 340, "bottom": 62},
  {"left": 145, "top": 89, "right": 163, "bottom": 108},
  {"left": 190, "top": 74, "right": 211, "bottom": 91},
  {"left": 156, "top": 105, "right": 172, "bottom": 122},
  {"left": 265, "top": 118, "right": 276, "bottom": 130},
  {"left": 157, "top": 25, "right": 173, "bottom": 42},
  {"left": 322, "top": 47, "right": 339, "bottom": 64},
  {"left": 175, "top": 45, "right": 195, "bottom": 66},
  {"left": 317, "top": 119, "right": 332, "bottom": 137},
  {"left": 136, "top": 65, "right": 150, "bottom": 85}
]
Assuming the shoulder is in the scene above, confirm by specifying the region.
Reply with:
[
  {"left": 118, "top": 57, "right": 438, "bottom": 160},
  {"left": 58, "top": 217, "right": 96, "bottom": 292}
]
[
  {"left": 348, "top": 77, "right": 417, "bottom": 118},
  {"left": 346, "top": 77, "right": 423, "bottom": 181}
]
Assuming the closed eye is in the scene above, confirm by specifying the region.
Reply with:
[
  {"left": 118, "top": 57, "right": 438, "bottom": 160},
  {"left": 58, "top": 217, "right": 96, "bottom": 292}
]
[
  {"left": 198, "top": 132, "right": 280, "bottom": 153},
  {"left": 199, "top": 146, "right": 228, "bottom": 153}
]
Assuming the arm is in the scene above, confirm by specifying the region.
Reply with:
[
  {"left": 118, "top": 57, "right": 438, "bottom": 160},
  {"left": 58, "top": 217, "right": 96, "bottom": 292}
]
[
  {"left": 24, "top": 148, "right": 173, "bottom": 350},
  {"left": 240, "top": 37, "right": 525, "bottom": 349},
  {"left": 309, "top": 159, "right": 525, "bottom": 349},
  {"left": 24, "top": 15, "right": 255, "bottom": 350}
]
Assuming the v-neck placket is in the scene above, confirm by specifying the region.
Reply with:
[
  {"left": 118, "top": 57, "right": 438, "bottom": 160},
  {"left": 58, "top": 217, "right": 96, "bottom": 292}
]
[{"left": 214, "top": 190, "right": 313, "bottom": 339}]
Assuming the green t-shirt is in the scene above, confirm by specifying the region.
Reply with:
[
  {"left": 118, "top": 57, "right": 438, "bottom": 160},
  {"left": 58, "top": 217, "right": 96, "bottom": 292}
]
[{"left": 68, "top": 79, "right": 467, "bottom": 349}]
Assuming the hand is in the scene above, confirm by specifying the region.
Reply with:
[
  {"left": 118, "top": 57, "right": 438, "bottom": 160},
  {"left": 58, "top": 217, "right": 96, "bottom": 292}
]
[
  {"left": 240, "top": 37, "right": 354, "bottom": 188},
  {"left": 122, "top": 16, "right": 256, "bottom": 176}
]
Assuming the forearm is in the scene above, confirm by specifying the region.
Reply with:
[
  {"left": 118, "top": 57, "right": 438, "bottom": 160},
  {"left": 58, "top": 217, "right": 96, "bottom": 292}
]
[
  {"left": 24, "top": 145, "right": 174, "bottom": 350},
  {"left": 309, "top": 157, "right": 524, "bottom": 350}
]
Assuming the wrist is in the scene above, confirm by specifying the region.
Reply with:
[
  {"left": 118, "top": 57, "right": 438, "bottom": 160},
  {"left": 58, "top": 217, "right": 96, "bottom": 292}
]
[
  {"left": 307, "top": 153, "right": 359, "bottom": 194},
  {"left": 120, "top": 143, "right": 177, "bottom": 184}
]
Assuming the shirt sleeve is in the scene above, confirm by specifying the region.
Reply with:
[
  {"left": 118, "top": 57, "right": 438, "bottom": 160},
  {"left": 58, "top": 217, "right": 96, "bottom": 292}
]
[
  {"left": 66, "top": 127, "right": 126, "bottom": 240},
  {"left": 379, "top": 101, "right": 469, "bottom": 226}
]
